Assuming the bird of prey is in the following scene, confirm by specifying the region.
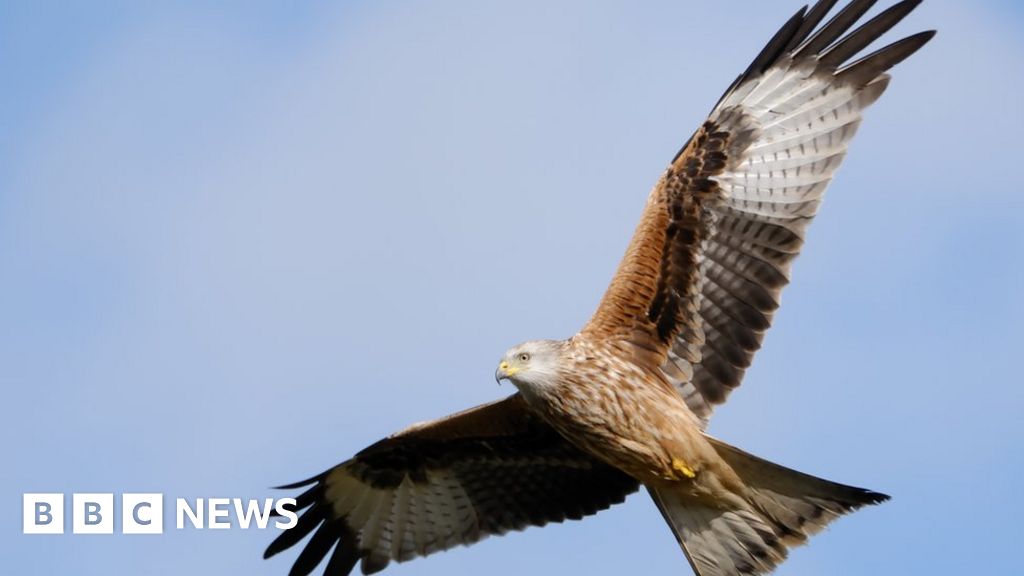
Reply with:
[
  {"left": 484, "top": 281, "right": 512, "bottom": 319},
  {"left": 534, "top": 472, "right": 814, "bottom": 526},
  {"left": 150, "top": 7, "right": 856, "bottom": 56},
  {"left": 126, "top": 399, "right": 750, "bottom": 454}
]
[{"left": 265, "top": 1, "right": 933, "bottom": 575}]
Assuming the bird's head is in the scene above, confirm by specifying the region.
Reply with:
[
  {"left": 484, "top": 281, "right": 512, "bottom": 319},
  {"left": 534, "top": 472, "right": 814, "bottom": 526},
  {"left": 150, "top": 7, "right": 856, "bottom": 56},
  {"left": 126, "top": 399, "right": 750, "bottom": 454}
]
[{"left": 495, "top": 339, "right": 564, "bottom": 391}]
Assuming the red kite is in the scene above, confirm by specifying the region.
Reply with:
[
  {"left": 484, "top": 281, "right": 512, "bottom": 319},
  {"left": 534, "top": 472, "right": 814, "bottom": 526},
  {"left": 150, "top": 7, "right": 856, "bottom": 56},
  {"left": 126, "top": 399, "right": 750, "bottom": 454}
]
[{"left": 266, "top": 1, "right": 933, "bottom": 574}]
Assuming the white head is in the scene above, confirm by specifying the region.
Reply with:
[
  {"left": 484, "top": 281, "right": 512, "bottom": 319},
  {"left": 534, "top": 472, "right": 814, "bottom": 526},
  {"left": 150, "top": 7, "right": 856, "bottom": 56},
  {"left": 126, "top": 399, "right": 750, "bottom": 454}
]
[{"left": 494, "top": 339, "right": 565, "bottom": 393}]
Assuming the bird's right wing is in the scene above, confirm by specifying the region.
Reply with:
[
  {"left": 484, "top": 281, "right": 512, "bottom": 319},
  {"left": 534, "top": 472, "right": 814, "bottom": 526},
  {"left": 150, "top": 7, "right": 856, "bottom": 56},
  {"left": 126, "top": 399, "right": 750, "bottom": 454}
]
[
  {"left": 265, "top": 394, "right": 639, "bottom": 576},
  {"left": 581, "top": 0, "right": 933, "bottom": 423},
  {"left": 671, "top": 0, "right": 934, "bottom": 422}
]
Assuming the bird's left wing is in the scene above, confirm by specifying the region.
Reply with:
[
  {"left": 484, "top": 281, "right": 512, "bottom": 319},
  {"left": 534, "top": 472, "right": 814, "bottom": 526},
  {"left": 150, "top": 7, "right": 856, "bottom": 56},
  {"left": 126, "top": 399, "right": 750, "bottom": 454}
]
[
  {"left": 265, "top": 393, "right": 639, "bottom": 576},
  {"left": 581, "top": 0, "right": 933, "bottom": 422}
]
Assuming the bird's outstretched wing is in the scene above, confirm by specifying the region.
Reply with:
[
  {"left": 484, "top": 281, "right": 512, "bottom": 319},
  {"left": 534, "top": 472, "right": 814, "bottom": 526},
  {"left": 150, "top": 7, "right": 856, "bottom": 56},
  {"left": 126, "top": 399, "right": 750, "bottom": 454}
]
[
  {"left": 265, "top": 394, "right": 639, "bottom": 576},
  {"left": 581, "top": 0, "right": 934, "bottom": 423}
]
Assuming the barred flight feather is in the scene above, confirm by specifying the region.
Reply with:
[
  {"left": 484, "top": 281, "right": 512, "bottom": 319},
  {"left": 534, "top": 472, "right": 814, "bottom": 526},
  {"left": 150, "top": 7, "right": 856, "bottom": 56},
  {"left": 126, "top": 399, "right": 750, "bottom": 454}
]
[{"left": 265, "top": 395, "right": 638, "bottom": 575}]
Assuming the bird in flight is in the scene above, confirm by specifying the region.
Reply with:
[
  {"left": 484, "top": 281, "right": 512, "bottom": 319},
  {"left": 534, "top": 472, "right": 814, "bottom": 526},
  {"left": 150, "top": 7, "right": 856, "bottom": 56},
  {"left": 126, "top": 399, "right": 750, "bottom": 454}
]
[{"left": 265, "top": 1, "right": 933, "bottom": 575}]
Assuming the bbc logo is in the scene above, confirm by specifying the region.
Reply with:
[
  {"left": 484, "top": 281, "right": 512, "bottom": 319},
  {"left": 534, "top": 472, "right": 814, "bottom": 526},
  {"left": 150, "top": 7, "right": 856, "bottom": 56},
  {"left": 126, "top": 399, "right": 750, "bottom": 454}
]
[{"left": 23, "top": 493, "right": 163, "bottom": 534}]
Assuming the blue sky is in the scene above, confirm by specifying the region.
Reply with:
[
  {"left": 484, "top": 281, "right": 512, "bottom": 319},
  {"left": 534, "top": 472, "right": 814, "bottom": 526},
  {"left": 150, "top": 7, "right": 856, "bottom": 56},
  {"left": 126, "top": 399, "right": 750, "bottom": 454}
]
[{"left": 2, "top": 1, "right": 1022, "bottom": 574}]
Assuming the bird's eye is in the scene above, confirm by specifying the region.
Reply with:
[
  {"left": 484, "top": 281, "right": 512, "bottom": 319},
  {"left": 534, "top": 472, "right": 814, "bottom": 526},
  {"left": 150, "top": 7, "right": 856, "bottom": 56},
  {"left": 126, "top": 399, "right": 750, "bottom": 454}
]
[{"left": 519, "top": 353, "right": 530, "bottom": 362}]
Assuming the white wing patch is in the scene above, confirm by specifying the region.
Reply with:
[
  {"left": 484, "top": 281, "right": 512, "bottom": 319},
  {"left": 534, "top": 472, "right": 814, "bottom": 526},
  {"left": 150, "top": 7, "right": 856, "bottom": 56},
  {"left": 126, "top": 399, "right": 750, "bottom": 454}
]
[
  {"left": 668, "top": 60, "right": 895, "bottom": 424},
  {"left": 323, "top": 467, "right": 482, "bottom": 569}
]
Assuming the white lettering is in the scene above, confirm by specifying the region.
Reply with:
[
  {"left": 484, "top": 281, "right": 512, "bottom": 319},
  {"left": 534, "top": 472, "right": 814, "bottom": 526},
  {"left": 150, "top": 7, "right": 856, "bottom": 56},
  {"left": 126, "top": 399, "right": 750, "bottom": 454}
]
[
  {"left": 233, "top": 498, "right": 274, "bottom": 529},
  {"left": 274, "top": 498, "right": 298, "bottom": 530},
  {"left": 176, "top": 498, "right": 204, "bottom": 529},
  {"left": 208, "top": 498, "right": 231, "bottom": 529}
]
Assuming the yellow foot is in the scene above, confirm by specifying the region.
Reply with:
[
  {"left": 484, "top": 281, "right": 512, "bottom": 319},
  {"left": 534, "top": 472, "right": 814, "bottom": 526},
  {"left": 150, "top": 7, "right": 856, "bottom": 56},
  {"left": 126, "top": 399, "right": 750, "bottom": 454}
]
[{"left": 672, "top": 458, "right": 697, "bottom": 479}]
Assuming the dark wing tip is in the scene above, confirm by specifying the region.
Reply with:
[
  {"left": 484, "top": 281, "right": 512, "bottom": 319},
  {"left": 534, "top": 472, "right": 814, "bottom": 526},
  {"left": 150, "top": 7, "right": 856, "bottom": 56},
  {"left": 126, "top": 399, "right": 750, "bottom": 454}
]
[
  {"left": 864, "top": 489, "right": 892, "bottom": 505},
  {"left": 793, "top": 0, "right": 879, "bottom": 58},
  {"left": 817, "top": 0, "right": 925, "bottom": 68},
  {"left": 783, "top": 0, "right": 842, "bottom": 53},
  {"left": 836, "top": 29, "right": 935, "bottom": 84},
  {"left": 273, "top": 473, "right": 325, "bottom": 491},
  {"left": 264, "top": 505, "right": 323, "bottom": 560},
  {"left": 289, "top": 522, "right": 349, "bottom": 576},
  {"left": 841, "top": 485, "right": 891, "bottom": 509},
  {"left": 746, "top": 0, "right": 933, "bottom": 82},
  {"left": 743, "top": 5, "right": 809, "bottom": 78},
  {"left": 264, "top": 478, "right": 363, "bottom": 576},
  {"left": 324, "top": 535, "right": 362, "bottom": 576},
  {"left": 710, "top": 2, "right": 814, "bottom": 111}
]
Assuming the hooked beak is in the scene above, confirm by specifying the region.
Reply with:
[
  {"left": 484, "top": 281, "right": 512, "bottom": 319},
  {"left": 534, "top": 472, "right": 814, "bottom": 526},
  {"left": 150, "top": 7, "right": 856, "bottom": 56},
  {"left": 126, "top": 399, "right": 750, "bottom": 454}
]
[{"left": 495, "top": 360, "right": 516, "bottom": 385}]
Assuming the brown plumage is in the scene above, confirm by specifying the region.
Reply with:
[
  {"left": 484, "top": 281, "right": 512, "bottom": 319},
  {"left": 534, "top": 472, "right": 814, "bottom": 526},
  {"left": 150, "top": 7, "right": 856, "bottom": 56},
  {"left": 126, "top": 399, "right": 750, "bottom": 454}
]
[
  {"left": 266, "top": 395, "right": 638, "bottom": 575},
  {"left": 266, "top": 2, "right": 933, "bottom": 575}
]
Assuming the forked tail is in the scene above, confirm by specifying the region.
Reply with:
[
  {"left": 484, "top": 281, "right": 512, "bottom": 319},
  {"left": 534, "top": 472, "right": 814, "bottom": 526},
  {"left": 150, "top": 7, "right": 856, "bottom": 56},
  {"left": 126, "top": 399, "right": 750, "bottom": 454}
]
[{"left": 649, "top": 437, "right": 888, "bottom": 576}]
